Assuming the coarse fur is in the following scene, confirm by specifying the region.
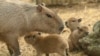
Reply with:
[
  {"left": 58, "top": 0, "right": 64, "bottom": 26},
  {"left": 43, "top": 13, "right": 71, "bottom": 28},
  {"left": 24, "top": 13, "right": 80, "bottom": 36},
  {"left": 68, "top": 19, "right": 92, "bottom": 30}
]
[
  {"left": 68, "top": 26, "right": 89, "bottom": 52},
  {"left": 0, "top": 1, "right": 64, "bottom": 56},
  {"left": 24, "top": 32, "right": 68, "bottom": 56}
]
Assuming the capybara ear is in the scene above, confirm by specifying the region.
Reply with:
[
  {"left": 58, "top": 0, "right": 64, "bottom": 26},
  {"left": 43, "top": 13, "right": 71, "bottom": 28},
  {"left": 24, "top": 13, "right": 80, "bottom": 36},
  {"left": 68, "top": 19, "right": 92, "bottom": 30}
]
[
  {"left": 37, "top": 5, "right": 43, "bottom": 12},
  {"left": 78, "top": 18, "right": 82, "bottom": 22}
]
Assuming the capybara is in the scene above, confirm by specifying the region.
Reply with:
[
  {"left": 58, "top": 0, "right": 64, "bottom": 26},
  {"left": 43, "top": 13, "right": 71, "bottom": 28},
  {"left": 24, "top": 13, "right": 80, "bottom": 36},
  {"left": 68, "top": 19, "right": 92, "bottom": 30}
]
[
  {"left": 68, "top": 26, "right": 89, "bottom": 52},
  {"left": 24, "top": 32, "right": 68, "bottom": 56},
  {"left": 0, "top": 1, "right": 64, "bottom": 56}
]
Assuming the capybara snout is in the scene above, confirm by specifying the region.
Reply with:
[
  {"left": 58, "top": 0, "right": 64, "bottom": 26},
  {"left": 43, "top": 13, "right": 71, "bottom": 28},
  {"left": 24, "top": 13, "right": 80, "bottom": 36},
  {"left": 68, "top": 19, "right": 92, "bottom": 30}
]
[
  {"left": 77, "top": 26, "right": 89, "bottom": 37},
  {"left": 85, "top": 32, "right": 89, "bottom": 36},
  {"left": 59, "top": 26, "right": 64, "bottom": 31}
]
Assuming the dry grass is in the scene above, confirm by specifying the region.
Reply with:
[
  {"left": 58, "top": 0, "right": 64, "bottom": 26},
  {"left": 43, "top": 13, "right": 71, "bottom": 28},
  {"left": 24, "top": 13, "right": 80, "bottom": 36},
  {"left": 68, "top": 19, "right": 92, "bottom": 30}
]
[{"left": 0, "top": 4, "right": 100, "bottom": 56}]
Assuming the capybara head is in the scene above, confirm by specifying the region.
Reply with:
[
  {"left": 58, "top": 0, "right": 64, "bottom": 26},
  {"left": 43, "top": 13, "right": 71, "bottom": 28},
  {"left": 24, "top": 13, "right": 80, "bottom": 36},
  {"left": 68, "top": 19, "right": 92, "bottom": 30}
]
[
  {"left": 30, "top": 4, "right": 64, "bottom": 34},
  {"left": 65, "top": 17, "right": 82, "bottom": 31},
  {"left": 77, "top": 26, "right": 89, "bottom": 38},
  {"left": 72, "top": 26, "right": 89, "bottom": 39},
  {"left": 24, "top": 32, "right": 41, "bottom": 44}
]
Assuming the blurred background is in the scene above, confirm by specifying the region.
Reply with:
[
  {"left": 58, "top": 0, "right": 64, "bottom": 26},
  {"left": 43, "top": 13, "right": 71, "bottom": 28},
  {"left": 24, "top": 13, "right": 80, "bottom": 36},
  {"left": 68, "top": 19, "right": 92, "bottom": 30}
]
[{"left": 20, "top": 0, "right": 100, "bottom": 6}]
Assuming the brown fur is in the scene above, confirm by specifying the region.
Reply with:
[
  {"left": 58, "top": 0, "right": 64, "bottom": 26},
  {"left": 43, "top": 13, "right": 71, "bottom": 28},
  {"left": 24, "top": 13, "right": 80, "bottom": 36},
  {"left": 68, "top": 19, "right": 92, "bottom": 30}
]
[
  {"left": 24, "top": 32, "right": 68, "bottom": 56},
  {"left": 65, "top": 17, "right": 82, "bottom": 32},
  {"left": 0, "top": 1, "right": 64, "bottom": 56},
  {"left": 68, "top": 26, "right": 89, "bottom": 52}
]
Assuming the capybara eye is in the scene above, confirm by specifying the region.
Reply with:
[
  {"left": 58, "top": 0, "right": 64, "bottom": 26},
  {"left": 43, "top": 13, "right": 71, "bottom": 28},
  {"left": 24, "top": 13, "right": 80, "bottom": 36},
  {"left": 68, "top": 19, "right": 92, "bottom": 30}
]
[
  {"left": 72, "top": 20, "right": 75, "bottom": 22},
  {"left": 32, "top": 35, "right": 36, "bottom": 38},
  {"left": 32, "top": 36, "right": 36, "bottom": 39},
  {"left": 79, "top": 29, "right": 83, "bottom": 31},
  {"left": 46, "top": 14, "right": 52, "bottom": 18},
  {"left": 78, "top": 18, "right": 82, "bottom": 22},
  {"left": 38, "top": 32, "right": 41, "bottom": 35},
  {"left": 26, "top": 36, "right": 31, "bottom": 38}
]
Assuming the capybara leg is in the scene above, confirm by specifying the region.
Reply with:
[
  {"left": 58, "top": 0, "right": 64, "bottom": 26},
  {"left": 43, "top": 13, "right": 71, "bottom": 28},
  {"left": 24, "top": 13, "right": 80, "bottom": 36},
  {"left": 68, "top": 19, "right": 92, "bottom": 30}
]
[
  {"left": 6, "top": 34, "right": 20, "bottom": 56},
  {"left": 58, "top": 49, "right": 67, "bottom": 56},
  {"left": 45, "top": 53, "right": 49, "bottom": 56},
  {"left": 11, "top": 40, "right": 20, "bottom": 56},
  {"left": 68, "top": 40, "right": 74, "bottom": 52},
  {"left": 65, "top": 49, "right": 69, "bottom": 56},
  {"left": 36, "top": 52, "right": 42, "bottom": 56},
  {"left": 11, "top": 43, "right": 20, "bottom": 56},
  {"left": 6, "top": 44, "right": 13, "bottom": 55}
]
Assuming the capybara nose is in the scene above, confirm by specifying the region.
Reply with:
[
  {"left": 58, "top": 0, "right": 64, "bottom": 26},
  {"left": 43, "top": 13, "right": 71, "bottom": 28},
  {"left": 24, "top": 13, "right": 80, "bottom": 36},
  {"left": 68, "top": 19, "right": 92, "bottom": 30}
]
[
  {"left": 59, "top": 26, "right": 64, "bottom": 31},
  {"left": 85, "top": 32, "right": 89, "bottom": 35}
]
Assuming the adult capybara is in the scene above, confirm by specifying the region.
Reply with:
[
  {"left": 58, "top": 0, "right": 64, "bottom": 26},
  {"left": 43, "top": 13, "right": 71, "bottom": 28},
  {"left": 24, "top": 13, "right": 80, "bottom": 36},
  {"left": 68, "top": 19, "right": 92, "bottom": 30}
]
[
  {"left": 68, "top": 26, "right": 89, "bottom": 52},
  {"left": 0, "top": 1, "right": 64, "bottom": 56},
  {"left": 24, "top": 32, "right": 68, "bottom": 56},
  {"left": 65, "top": 17, "right": 82, "bottom": 32}
]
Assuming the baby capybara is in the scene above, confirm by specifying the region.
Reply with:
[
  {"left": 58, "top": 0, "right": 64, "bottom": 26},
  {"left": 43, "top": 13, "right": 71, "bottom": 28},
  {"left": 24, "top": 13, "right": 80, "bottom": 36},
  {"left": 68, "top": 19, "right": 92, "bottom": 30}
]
[
  {"left": 24, "top": 32, "right": 69, "bottom": 56},
  {"left": 68, "top": 26, "right": 89, "bottom": 52}
]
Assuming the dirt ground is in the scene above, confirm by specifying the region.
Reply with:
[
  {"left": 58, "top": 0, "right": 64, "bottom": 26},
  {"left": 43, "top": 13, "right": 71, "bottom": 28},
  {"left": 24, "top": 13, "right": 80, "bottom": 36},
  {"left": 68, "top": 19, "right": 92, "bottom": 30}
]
[{"left": 0, "top": 4, "right": 100, "bottom": 56}]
